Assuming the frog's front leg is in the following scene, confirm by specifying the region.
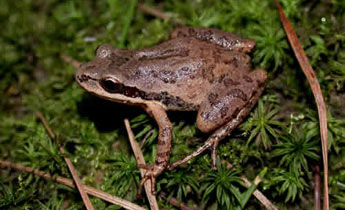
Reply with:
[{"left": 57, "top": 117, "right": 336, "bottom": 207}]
[
  {"left": 138, "top": 103, "right": 172, "bottom": 195},
  {"left": 169, "top": 69, "right": 267, "bottom": 170},
  {"left": 171, "top": 27, "right": 255, "bottom": 53}
]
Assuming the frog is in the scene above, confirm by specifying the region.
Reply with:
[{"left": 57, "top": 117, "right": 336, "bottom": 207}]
[{"left": 75, "top": 27, "right": 267, "bottom": 195}]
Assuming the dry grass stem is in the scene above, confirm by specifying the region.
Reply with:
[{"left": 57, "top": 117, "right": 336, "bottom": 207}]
[
  {"left": 60, "top": 53, "right": 81, "bottom": 68},
  {"left": 241, "top": 176, "right": 278, "bottom": 210},
  {"left": 124, "top": 119, "right": 159, "bottom": 210},
  {"left": 0, "top": 160, "right": 145, "bottom": 210},
  {"left": 159, "top": 192, "right": 196, "bottom": 210},
  {"left": 276, "top": 2, "right": 329, "bottom": 209},
  {"left": 36, "top": 112, "right": 94, "bottom": 210}
]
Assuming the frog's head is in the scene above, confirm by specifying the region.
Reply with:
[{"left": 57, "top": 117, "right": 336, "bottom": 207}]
[{"left": 75, "top": 44, "right": 143, "bottom": 104}]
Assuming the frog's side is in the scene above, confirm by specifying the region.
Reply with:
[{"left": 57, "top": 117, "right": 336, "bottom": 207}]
[{"left": 76, "top": 27, "right": 267, "bottom": 194}]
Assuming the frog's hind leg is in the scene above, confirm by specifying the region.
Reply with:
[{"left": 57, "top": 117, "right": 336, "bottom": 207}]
[
  {"left": 169, "top": 69, "right": 267, "bottom": 170},
  {"left": 168, "top": 95, "right": 259, "bottom": 170}
]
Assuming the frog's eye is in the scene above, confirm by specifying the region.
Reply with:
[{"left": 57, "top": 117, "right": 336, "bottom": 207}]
[{"left": 100, "top": 77, "right": 121, "bottom": 93}]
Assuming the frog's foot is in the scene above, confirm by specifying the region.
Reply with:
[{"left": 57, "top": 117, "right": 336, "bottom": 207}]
[
  {"left": 168, "top": 137, "right": 218, "bottom": 171},
  {"left": 137, "top": 163, "right": 163, "bottom": 196}
]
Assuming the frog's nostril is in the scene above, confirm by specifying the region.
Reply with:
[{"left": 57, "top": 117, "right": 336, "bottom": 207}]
[{"left": 77, "top": 74, "right": 90, "bottom": 83}]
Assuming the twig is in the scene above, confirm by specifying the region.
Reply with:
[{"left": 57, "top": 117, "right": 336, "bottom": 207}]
[
  {"left": 36, "top": 112, "right": 94, "bottom": 210},
  {"left": 159, "top": 192, "right": 196, "bottom": 210},
  {"left": 275, "top": 2, "right": 329, "bottom": 209},
  {"left": 314, "top": 165, "right": 321, "bottom": 210},
  {"left": 241, "top": 176, "right": 278, "bottom": 210},
  {"left": 124, "top": 119, "right": 159, "bottom": 210},
  {"left": 140, "top": 129, "right": 154, "bottom": 148},
  {"left": 60, "top": 53, "right": 81, "bottom": 69},
  {"left": 0, "top": 160, "right": 145, "bottom": 210},
  {"left": 136, "top": 3, "right": 185, "bottom": 25}
]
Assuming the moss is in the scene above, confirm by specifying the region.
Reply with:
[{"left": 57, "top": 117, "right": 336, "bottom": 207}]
[{"left": 1, "top": 0, "right": 345, "bottom": 209}]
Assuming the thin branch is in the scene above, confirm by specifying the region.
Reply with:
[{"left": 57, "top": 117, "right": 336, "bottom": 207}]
[
  {"left": 60, "top": 53, "right": 81, "bottom": 69},
  {"left": 159, "top": 192, "right": 196, "bottom": 210},
  {"left": 36, "top": 112, "right": 94, "bottom": 210},
  {"left": 0, "top": 160, "right": 145, "bottom": 210},
  {"left": 275, "top": 2, "right": 329, "bottom": 210},
  {"left": 140, "top": 129, "right": 154, "bottom": 148},
  {"left": 124, "top": 119, "right": 159, "bottom": 210},
  {"left": 241, "top": 176, "right": 278, "bottom": 210},
  {"left": 136, "top": 3, "right": 185, "bottom": 26}
]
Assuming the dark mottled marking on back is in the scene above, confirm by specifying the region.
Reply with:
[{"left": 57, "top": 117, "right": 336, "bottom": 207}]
[
  {"left": 251, "top": 90, "right": 258, "bottom": 98},
  {"left": 218, "top": 74, "right": 226, "bottom": 83},
  {"left": 208, "top": 92, "right": 218, "bottom": 105},
  {"left": 223, "top": 78, "right": 240, "bottom": 87},
  {"left": 133, "top": 69, "right": 178, "bottom": 84},
  {"left": 224, "top": 57, "right": 238, "bottom": 65},
  {"left": 243, "top": 75, "right": 253, "bottom": 83},
  {"left": 212, "top": 50, "right": 221, "bottom": 63},
  {"left": 190, "top": 28, "right": 214, "bottom": 42},
  {"left": 160, "top": 70, "right": 177, "bottom": 84},
  {"left": 177, "top": 31, "right": 187, "bottom": 37},
  {"left": 178, "top": 66, "right": 199, "bottom": 79},
  {"left": 220, "top": 106, "right": 229, "bottom": 118},
  {"left": 188, "top": 28, "right": 196, "bottom": 36},
  {"left": 140, "top": 91, "right": 198, "bottom": 110},
  {"left": 257, "top": 79, "right": 265, "bottom": 88},
  {"left": 208, "top": 64, "right": 216, "bottom": 71},
  {"left": 232, "top": 107, "right": 240, "bottom": 118},
  {"left": 216, "top": 36, "right": 240, "bottom": 50},
  {"left": 227, "top": 88, "right": 248, "bottom": 101},
  {"left": 202, "top": 64, "right": 216, "bottom": 81}
]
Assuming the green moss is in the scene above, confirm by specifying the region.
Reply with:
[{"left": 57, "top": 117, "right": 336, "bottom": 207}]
[{"left": 1, "top": 0, "right": 345, "bottom": 209}]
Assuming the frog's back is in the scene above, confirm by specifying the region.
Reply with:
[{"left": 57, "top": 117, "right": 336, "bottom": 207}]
[{"left": 121, "top": 37, "right": 252, "bottom": 110}]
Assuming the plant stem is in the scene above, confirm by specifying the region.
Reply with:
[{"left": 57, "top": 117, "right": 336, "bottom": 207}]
[
  {"left": 124, "top": 119, "right": 159, "bottom": 210},
  {"left": 0, "top": 160, "right": 145, "bottom": 210},
  {"left": 36, "top": 112, "right": 94, "bottom": 210},
  {"left": 276, "top": 2, "right": 329, "bottom": 209}
]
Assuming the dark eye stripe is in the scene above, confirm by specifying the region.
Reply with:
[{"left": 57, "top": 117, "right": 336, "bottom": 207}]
[{"left": 100, "top": 79, "right": 139, "bottom": 98}]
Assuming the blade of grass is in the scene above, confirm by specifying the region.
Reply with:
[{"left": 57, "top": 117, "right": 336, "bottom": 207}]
[
  {"left": 275, "top": 2, "right": 329, "bottom": 209},
  {"left": 0, "top": 160, "right": 145, "bottom": 210},
  {"left": 124, "top": 119, "right": 159, "bottom": 210},
  {"left": 119, "top": 0, "right": 138, "bottom": 48},
  {"left": 36, "top": 112, "right": 94, "bottom": 210}
]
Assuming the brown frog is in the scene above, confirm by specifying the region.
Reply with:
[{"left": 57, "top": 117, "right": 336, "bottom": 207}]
[{"left": 75, "top": 27, "right": 267, "bottom": 194}]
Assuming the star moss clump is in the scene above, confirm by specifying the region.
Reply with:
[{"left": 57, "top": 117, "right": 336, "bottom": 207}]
[{"left": 1, "top": 0, "right": 345, "bottom": 209}]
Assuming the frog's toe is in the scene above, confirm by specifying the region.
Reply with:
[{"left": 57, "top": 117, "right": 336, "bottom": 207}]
[{"left": 138, "top": 164, "right": 161, "bottom": 195}]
